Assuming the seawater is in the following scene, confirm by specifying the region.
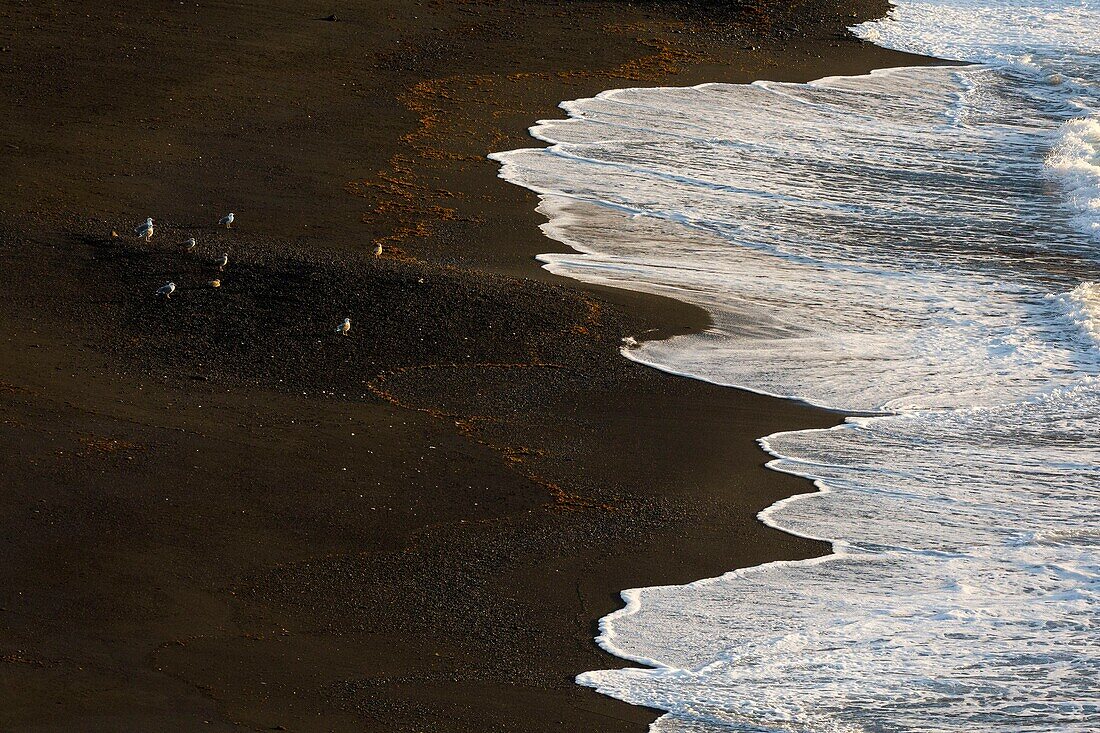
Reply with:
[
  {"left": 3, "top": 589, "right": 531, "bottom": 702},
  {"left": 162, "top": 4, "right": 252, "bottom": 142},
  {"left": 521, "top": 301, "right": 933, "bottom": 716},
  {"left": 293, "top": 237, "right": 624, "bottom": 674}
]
[{"left": 491, "top": 1, "right": 1100, "bottom": 730}]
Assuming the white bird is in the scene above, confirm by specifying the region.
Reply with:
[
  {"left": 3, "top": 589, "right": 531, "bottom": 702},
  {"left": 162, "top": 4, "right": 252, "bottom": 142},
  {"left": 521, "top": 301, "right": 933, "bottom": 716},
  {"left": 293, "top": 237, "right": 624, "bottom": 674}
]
[
  {"left": 157, "top": 282, "right": 176, "bottom": 299},
  {"left": 185, "top": 237, "right": 197, "bottom": 251},
  {"left": 372, "top": 242, "right": 383, "bottom": 257},
  {"left": 219, "top": 212, "right": 235, "bottom": 228},
  {"left": 216, "top": 253, "right": 228, "bottom": 271},
  {"left": 336, "top": 317, "right": 351, "bottom": 336},
  {"left": 135, "top": 217, "right": 154, "bottom": 241}
]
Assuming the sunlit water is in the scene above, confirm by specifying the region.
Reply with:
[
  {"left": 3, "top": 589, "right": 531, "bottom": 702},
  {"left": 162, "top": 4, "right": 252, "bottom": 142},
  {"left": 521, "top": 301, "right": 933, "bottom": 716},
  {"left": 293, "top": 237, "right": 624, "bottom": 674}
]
[{"left": 492, "top": 1, "right": 1100, "bottom": 730}]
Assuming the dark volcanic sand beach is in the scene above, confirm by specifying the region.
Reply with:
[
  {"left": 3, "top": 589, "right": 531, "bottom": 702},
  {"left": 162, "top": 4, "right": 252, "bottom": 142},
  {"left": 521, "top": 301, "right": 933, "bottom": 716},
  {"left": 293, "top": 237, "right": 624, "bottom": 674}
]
[{"left": 0, "top": 2, "right": 935, "bottom": 731}]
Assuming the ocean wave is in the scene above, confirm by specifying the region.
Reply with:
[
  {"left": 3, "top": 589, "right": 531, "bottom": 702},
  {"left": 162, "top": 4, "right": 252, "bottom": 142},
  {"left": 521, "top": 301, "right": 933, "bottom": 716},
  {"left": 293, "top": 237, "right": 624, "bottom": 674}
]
[
  {"left": 492, "top": 0, "right": 1100, "bottom": 730},
  {"left": 1048, "top": 117, "right": 1100, "bottom": 239}
]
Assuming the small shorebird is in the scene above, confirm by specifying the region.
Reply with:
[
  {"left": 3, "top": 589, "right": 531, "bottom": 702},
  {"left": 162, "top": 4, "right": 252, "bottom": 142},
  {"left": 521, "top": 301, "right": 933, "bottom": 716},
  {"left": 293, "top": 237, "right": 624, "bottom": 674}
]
[
  {"left": 335, "top": 317, "right": 351, "bottom": 336},
  {"left": 185, "top": 237, "right": 197, "bottom": 252},
  {"left": 216, "top": 253, "right": 228, "bottom": 271},
  {"left": 135, "top": 217, "right": 154, "bottom": 241},
  {"left": 372, "top": 242, "right": 383, "bottom": 257},
  {"left": 219, "top": 212, "right": 235, "bottom": 228},
  {"left": 156, "top": 282, "right": 176, "bottom": 299}
]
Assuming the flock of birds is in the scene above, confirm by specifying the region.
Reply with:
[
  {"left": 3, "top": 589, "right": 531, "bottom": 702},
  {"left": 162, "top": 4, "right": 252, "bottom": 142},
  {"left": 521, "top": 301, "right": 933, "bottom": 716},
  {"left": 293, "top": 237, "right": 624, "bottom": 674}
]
[{"left": 140, "top": 212, "right": 358, "bottom": 337}]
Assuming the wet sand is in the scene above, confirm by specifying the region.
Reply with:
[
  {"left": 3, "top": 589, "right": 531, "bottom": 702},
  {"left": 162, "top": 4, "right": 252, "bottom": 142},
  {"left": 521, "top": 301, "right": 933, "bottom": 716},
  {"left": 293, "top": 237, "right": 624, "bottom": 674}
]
[{"left": 0, "top": 1, "right": 935, "bottom": 730}]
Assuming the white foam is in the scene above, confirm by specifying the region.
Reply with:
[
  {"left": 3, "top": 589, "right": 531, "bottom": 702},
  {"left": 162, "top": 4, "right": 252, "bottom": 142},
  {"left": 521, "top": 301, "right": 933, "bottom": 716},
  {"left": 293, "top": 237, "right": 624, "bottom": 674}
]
[
  {"left": 1048, "top": 118, "right": 1100, "bottom": 239},
  {"left": 491, "top": 1, "right": 1100, "bottom": 730},
  {"left": 851, "top": 0, "right": 1100, "bottom": 69}
]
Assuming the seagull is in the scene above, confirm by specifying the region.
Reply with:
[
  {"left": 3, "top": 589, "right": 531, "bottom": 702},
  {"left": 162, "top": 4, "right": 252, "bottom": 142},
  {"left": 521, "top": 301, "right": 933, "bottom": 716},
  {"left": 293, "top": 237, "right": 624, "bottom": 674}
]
[
  {"left": 219, "top": 212, "right": 235, "bottom": 228},
  {"left": 216, "top": 253, "right": 228, "bottom": 271},
  {"left": 185, "top": 237, "right": 197, "bottom": 251},
  {"left": 135, "top": 217, "right": 154, "bottom": 241},
  {"left": 372, "top": 242, "right": 383, "bottom": 257},
  {"left": 335, "top": 317, "right": 351, "bottom": 336},
  {"left": 156, "top": 282, "right": 176, "bottom": 299}
]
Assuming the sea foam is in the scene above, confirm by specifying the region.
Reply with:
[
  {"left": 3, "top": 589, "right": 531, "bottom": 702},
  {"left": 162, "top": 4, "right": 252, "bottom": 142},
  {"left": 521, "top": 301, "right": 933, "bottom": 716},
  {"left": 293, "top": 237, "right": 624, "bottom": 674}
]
[{"left": 1048, "top": 118, "right": 1100, "bottom": 239}]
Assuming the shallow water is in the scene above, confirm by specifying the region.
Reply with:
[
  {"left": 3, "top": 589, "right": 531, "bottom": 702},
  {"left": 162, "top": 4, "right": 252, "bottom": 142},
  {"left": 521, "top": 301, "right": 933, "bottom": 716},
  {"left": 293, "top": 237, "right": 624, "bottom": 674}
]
[{"left": 492, "top": 1, "right": 1100, "bottom": 730}]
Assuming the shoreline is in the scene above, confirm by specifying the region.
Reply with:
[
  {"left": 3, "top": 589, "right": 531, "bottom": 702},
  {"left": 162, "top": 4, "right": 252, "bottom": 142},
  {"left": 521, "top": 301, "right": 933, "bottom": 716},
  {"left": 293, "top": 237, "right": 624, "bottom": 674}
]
[{"left": 0, "top": 2, "right": 938, "bottom": 731}]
